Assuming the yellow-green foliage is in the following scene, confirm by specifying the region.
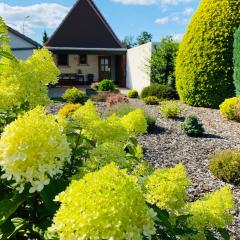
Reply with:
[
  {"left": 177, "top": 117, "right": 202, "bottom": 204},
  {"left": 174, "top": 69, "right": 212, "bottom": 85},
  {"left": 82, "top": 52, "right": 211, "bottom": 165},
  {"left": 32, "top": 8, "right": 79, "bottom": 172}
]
[
  {"left": 128, "top": 89, "right": 139, "bottom": 98},
  {"left": 145, "top": 164, "right": 190, "bottom": 213},
  {"left": 220, "top": 97, "right": 240, "bottom": 121},
  {"left": 0, "top": 48, "right": 60, "bottom": 110},
  {"left": 143, "top": 96, "right": 159, "bottom": 105},
  {"left": 0, "top": 106, "right": 71, "bottom": 193},
  {"left": 90, "top": 115, "right": 129, "bottom": 144},
  {"left": 210, "top": 150, "right": 240, "bottom": 185},
  {"left": 52, "top": 164, "right": 156, "bottom": 240},
  {"left": 160, "top": 100, "right": 181, "bottom": 118},
  {"left": 121, "top": 109, "right": 148, "bottom": 135},
  {"left": 187, "top": 187, "right": 235, "bottom": 231},
  {"left": 72, "top": 100, "right": 100, "bottom": 129},
  {"left": 233, "top": 26, "right": 240, "bottom": 96},
  {"left": 176, "top": 0, "right": 240, "bottom": 108},
  {"left": 62, "top": 87, "right": 86, "bottom": 104},
  {"left": 58, "top": 103, "right": 81, "bottom": 117}
]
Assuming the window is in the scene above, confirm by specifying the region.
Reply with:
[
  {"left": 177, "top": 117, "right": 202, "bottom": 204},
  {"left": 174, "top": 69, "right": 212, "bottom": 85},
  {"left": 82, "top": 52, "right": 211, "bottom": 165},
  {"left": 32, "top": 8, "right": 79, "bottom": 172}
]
[
  {"left": 79, "top": 54, "right": 87, "bottom": 65},
  {"left": 58, "top": 54, "right": 68, "bottom": 66}
]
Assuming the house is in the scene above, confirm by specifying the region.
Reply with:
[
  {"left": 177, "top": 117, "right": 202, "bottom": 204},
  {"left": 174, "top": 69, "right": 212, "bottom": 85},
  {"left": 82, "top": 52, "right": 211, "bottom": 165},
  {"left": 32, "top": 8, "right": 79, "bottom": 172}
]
[
  {"left": 7, "top": 26, "right": 41, "bottom": 60},
  {"left": 126, "top": 42, "right": 159, "bottom": 92},
  {"left": 45, "top": 0, "right": 127, "bottom": 87}
]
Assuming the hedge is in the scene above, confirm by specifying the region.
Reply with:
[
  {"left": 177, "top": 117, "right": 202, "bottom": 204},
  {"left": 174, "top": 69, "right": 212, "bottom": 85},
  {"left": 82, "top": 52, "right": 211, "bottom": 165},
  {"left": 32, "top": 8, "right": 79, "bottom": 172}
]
[
  {"left": 234, "top": 26, "right": 240, "bottom": 96},
  {"left": 176, "top": 0, "right": 240, "bottom": 108}
]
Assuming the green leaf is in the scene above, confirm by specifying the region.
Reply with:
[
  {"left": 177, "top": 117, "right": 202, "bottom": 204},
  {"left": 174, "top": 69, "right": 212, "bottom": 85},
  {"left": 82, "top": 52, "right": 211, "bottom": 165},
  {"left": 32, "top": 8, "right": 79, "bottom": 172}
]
[
  {"left": 205, "top": 230, "right": 218, "bottom": 240},
  {"left": 0, "top": 192, "right": 26, "bottom": 226},
  {"left": 40, "top": 179, "right": 69, "bottom": 213},
  {"left": 218, "top": 228, "right": 230, "bottom": 240},
  {"left": 0, "top": 217, "right": 27, "bottom": 240},
  {"left": 0, "top": 50, "right": 16, "bottom": 61}
]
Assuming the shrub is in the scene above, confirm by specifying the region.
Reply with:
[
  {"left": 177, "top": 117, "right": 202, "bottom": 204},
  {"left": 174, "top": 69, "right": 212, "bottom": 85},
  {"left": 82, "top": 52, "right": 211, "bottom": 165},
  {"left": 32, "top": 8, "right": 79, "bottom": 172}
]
[
  {"left": 106, "top": 94, "right": 129, "bottom": 107},
  {"left": 121, "top": 109, "right": 148, "bottom": 135},
  {"left": 62, "top": 87, "right": 86, "bottom": 104},
  {"left": 175, "top": 0, "right": 240, "bottom": 108},
  {"left": 209, "top": 151, "right": 240, "bottom": 185},
  {"left": 0, "top": 106, "right": 71, "bottom": 193},
  {"left": 145, "top": 114, "right": 156, "bottom": 132},
  {"left": 181, "top": 114, "right": 204, "bottom": 137},
  {"left": 128, "top": 89, "right": 139, "bottom": 98},
  {"left": 141, "top": 83, "right": 174, "bottom": 100},
  {"left": 52, "top": 164, "right": 155, "bottom": 240},
  {"left": 91, "top": 92, "right": 109, "bottom": 102},
  {"left": 0, "top": 48, "right": 60, "bottom": 110},
  {"left": 160, "top": 100, "right": 181, "bottom": 118},
  {"left": 234, "top": 26, "right": 240, "bottom": 96},
  {"left": 143, "top": 96, "right": 159, "bottom": 105},
  {"left": 220, "top": 97, "right": 240, "bottom": 121},
  {"left": 98, "top": 79, "right": 115, "bottom": 91},
  {"left": 58, "top": 103, "right": 81, "bottom": 117}
]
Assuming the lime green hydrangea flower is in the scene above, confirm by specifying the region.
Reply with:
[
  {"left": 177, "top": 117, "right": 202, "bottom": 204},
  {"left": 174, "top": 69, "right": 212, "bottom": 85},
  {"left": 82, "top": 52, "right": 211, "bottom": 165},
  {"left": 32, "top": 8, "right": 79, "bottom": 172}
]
[
  {"left": 121, "top": 109, "right": 147, "bottom": 135},
  {"left": 86, "top": 142, "right": 127, "bottom": 170},
  {"left": 0, "top": 106, "right": 71, "bottom": 193},
  {"left": 72, "top": 100, "right": 100, "bottom": 129},
  {"left": 52, "top": 164, "right": 156, "bottom": 240},
  {"left": 187, "top": 186, "right": 235, "bottom": 231},
  {"left": 145, "top": 164, "right": 190, "bottom": 213},
  {"left": 90, "top": 115, "right": 129, "bottom": 144}
]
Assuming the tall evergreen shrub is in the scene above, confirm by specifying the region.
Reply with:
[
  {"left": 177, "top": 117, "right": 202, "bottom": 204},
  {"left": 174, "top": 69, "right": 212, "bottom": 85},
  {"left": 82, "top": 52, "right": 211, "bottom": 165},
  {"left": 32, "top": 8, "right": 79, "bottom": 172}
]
[
  {"left": 234, "top": 26, "right": 240, "bottom": 96},
  {"left": 176, "top": 0, "right": 240, "bottom": 108}
]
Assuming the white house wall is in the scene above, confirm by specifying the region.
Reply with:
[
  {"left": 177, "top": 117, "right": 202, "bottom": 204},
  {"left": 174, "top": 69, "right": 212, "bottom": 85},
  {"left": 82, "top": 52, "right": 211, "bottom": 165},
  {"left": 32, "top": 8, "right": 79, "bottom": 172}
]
[
  {"left": 126, "top": 42, "right": 153, "bottom": 92},
  {"left": 8, "top": 31, "right": 37, "bottom": 60}
]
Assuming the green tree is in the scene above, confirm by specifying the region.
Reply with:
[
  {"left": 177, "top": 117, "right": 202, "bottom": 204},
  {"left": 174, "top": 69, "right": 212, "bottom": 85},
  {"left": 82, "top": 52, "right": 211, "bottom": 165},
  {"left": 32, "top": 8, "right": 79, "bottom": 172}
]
[
  {"left": 150, "top": 36, "right": 179, "bottom": 88},
  {"left": 233, "top": 26, "right": 240, "bottom": 96},
  {"left": 122, "top": 35, "right": 135, "bottom": 49},
  {"left": 136, "top": 31, "right": 152, "bottom": 45},
  {"left": 42, "top": 30, "right": 49, "bottom": 44},
  {"left": 176, "top": 0, "right": 240, "bottom": 108},
  {"left": 0, "top": 17, "right": 16, "bottom": 61}
]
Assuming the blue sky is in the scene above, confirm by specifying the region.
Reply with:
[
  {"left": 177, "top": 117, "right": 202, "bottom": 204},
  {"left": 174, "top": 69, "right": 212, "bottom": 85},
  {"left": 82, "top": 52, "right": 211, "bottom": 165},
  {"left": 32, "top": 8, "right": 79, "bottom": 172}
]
[{"left": 0, "top": 0, "right": 200, "bottom": 44}]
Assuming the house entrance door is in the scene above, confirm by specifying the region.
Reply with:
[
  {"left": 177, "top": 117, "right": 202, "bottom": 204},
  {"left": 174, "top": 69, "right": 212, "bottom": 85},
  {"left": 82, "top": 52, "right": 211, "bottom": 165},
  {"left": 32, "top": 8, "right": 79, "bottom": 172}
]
[{"left": 99, "top": 56, "right": 111, "bottom": 80}]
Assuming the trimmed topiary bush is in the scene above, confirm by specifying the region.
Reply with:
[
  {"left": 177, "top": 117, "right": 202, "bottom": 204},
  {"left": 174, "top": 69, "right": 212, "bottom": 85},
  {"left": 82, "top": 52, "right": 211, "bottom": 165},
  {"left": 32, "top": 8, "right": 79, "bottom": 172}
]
[
  {"left": 159, "top": 100, "right": 181, "bottom": 119},
  {"left": 210, "top": 151, "right": 240, "bottom": 185},
  {"left": 181, "top": 114, "right": 205, "bottom": 137},
  {"left": 176, "top": 0, "right": 240, "bottom": 108},
  {"left": 98, "top": 79, "right": 115, "bottom": 91},
  {"left": 220, "top": 97, "right": 240, "bottom": 121},
  {"left": 128, "top": 89, "right": 139, "bottom": 98},
  {"left": 143, "top": 96, "right": 159, "bottom": 105},
  {"left": 234, "top": 26, "right": 240, "bottom": 96},
  {"left": 63, "top": 87, "right": 86, "bottom": 104},
  {"left": 141, "top": 84, "right": 175, "bottom": 100}
]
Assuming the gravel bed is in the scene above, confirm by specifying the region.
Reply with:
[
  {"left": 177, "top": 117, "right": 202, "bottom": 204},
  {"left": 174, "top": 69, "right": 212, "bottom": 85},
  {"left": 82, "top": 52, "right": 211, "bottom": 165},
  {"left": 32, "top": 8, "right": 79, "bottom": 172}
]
[{"left": 49, "top": 100, "right": 240, "bottom": 239}]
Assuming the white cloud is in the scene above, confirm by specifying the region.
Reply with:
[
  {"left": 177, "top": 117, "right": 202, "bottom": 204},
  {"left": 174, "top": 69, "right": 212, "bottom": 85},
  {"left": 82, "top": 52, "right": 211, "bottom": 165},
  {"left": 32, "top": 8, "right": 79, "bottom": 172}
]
[
  {"left": 183, "top": 7, "right": 194, "bottom": 15},
  {"left": 112, "top": 0, "right": 192, "bottom": 5},
  {"left": 0, "top": 3, "right": 69, "bottom": 35},
  {"left": 172, "top": 33, "right": 184, "bottom": 42},
  {"left": 155, "top": 17, "right": 169, "bottom": 24}
]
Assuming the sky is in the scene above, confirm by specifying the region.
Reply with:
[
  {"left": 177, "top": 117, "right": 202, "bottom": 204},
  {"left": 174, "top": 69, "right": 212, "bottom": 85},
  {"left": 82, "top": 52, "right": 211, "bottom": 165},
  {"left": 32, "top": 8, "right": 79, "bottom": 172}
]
[{"left": 0, "top": 0, "right": 201, "bottom": 44}]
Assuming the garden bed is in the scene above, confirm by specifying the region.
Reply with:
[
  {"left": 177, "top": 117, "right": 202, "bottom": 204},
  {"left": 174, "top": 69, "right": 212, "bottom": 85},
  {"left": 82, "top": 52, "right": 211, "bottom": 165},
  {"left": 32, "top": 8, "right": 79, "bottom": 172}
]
[{"left": 49, "top": 99, "right": 240, "bottom": 239}]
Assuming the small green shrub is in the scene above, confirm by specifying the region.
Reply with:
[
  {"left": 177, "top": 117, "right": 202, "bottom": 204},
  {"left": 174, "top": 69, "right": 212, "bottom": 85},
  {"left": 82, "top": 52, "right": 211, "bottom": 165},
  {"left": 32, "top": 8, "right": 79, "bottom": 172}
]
[
  {"left": 143, "top": 96, "right": 159, "bottom": 105},
  {"left": 98, "top": 79, "right": 115, "bottom": 91},
  {"left": 181, "top": 114, "right": 204, "bottom": 137},
  {"left": 145, "top": 114, "right": 156, "bottom": 132},
  {"left": 63, "top": 87, "right": 86, "bottom": 104},
  {"left": 220, "top": 97, "right": 240, "bottom": 121},
  {"left": 160, "top": 101, "right": 181, "bottom": 118},
  {"left": 210, "top": 151, "right": 240, "bottom": 185},
  {"left": 141, "top": 84, "right": 175, "bottom": 100},
  {"left": 128, "top": 89, "right": 139, "bottom": 98}
]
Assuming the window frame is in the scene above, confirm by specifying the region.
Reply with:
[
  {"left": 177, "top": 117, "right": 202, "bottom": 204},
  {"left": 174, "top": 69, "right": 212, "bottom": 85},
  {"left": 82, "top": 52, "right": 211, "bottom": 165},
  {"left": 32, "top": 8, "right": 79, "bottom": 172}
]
[
  {"left": 79, "top": 54, "right": 88, "bottom": 65},
  {"left": 57, "top": 54, "right": 69, "bottom": 66}
]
